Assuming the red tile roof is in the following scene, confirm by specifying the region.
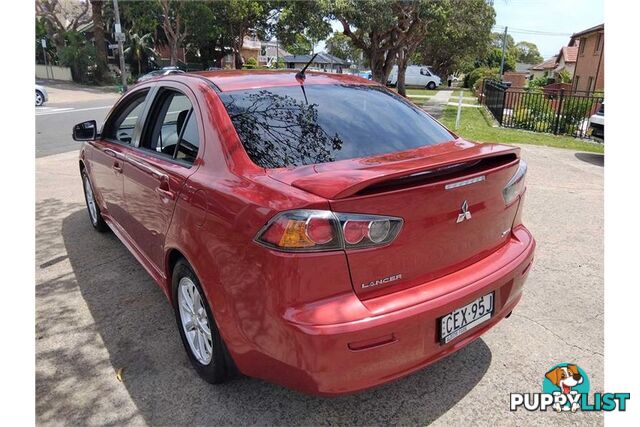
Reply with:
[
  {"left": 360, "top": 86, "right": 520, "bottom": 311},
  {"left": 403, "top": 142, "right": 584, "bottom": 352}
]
[
  {"left": 560, "top": 45, "right": 579, "bottom": 63},
  {"left": 531, "top": 57, "right": 558, "bottom": 71}
]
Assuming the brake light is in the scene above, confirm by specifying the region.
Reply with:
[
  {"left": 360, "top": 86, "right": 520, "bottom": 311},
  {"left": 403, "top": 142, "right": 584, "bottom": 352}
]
[
  {"left": 255, "top": 210, "right": 403, "bottom": 252},
  {"left": 503, "top": 160, "right": 527, "bottom": 205}
]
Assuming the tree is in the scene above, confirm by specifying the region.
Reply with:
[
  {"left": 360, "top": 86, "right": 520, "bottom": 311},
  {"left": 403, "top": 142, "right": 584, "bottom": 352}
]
[
  {"left": 35, "top": 0, "right": 92, "bottom": 50},
  {"left": 285, "top": 33, "right": 313, "bottom": 55},
  {"left": 89, "top": 0, "right": 108, "bottom": 82},
  {"left": 124, "top": 32, "right": 157, "bottom": 76},
  {"left": 58, "top": 31, "right": 97, "bottom": 83},
  {"left": 483, "top": 47, "right": 516, "bottom": 72},
  {"left": 326, "top": 32, "right": 362, "bottom": 64},
  {"left": 331, "top": 0, "right": 440, "bottom": 96},
  {"left": 159, "top": 0, "right": 189, "bottom": 66},
  {"left": 217, "top": 0, "right": 271, "bottom": 69},
  {"left": 413, "top": 0, "right": 495, "bottom": 79},
  {"left": 515, "top": 41, "right": 543, "bottom": 64}
]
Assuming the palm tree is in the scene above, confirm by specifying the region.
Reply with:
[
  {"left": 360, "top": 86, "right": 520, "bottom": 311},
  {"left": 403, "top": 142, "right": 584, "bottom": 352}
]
[{"left": 124, "top": 31, "right": 157, "bottom": 76}]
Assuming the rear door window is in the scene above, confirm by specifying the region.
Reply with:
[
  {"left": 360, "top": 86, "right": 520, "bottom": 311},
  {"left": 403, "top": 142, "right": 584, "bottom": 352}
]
[
  {"left": 140, "top": 89, "right": 200, "bottom": 164},
  {"left": 219, "top": 84, "right": 453, "bottom": 168}
]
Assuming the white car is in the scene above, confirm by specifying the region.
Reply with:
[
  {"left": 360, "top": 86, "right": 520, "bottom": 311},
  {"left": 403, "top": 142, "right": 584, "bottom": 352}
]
[
  {"left": 36, "top": 84, "right": 48, "bottom": 106},
  {"left": 387, "top": 65, "right": 442, "bottom": 89},
  {"left": 588, "top": 102, "right": 604, "bottom": 142}
]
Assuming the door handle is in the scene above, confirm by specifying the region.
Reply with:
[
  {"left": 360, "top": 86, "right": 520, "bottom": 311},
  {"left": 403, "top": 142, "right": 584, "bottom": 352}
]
[
  {"left": 156, "top": 179, "right": 175, "bottom": 200},
  {"left": 104, "top": 148, "right": 118, "bottom": 158},
  {"left": 113, "top": 161, "right": 123, "bottom": 173}
]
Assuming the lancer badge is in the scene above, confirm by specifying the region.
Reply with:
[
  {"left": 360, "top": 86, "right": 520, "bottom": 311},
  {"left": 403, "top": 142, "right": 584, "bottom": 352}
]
[{"left": 456, "top": 200, "right": 472, "bottom": 223}]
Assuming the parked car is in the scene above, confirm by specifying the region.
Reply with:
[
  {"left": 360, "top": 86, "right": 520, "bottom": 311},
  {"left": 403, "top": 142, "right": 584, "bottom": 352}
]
[
  {"left": 588, "top": 102, "right": 604, "bottom": 142},
  {"left": 35, "top": 84, "right": 48, "bottom": 106},
  {"left": 136, "top": 67, "right": 185, "bottom": 83},
  {"left": 73, "top": 70, "right": 535, "bottom": 395},
  {"left": 387, "top": 65, "right": 442, "bottom": 89}
]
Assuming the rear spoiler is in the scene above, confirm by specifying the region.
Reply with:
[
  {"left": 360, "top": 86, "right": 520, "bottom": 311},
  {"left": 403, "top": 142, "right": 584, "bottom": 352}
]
[{"left": 287, "top": 144, "right": 520, "bottom": 199}]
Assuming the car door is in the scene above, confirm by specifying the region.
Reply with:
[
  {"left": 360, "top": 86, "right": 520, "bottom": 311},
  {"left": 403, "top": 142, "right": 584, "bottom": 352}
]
[
  {"left": 121, "top": 82, "right": 203, "bottom": 272},
  {"left": 90, "top": 89, "right": 150, "bottom": 227}
]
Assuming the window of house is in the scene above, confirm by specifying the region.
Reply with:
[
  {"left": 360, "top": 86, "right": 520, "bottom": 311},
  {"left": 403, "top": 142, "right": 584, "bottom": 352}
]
[
  {"left": 141, "top": 89, "right": 200, "bottom": 164},
  {"left": 587, "top": 76, "right": 594, "bottom": 93},
  {"left": 594, "top": 33, "right": 602, "bottom": 53},
  {"left": 574, "top": 76, "right": 580, "bottom": 91},
  {"left": 579, "top": 38, "right": 586, "bottom": 55},
  {"left": 103, "top": 90, "right": 149, "bottom": 144}
]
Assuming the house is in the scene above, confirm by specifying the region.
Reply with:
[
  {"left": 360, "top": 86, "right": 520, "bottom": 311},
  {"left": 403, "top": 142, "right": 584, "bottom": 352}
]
[
  {"left": 515, "top": 62, "right": 534, "bottom": 78},
  {"left": 283, "top": 53, "right": 347, "bottom": 73},
  {"left": 553, "top": 42, "right": 579, "bottom": 78},
  {"left": 258, "top": 40, "right": 290, "bottom": 68},
  {"left": 570, "top": 23, "right": 604, "bottom": 93},
  {"left": 530, "top": 56, "right": 557, "bottom": 79}
]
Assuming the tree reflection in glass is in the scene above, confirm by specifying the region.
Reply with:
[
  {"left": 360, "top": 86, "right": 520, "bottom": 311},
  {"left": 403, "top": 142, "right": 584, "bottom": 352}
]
[{"left": 223, "top": 89, "right": 344, "bottom": 168}]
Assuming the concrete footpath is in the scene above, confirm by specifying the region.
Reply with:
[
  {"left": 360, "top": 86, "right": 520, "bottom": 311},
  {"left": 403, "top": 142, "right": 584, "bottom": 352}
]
[{"left": 422, "top": 89, "right": 453, "bottom": 118}]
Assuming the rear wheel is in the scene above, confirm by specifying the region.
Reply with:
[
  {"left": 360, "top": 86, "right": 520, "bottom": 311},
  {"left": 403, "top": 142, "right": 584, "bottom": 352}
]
[
  {"left": 81, "top": 170, "right": 108, "bottom": 232},
  {"left": 172, "top": 259, "right": 231, "bottom": 383},
  {"left": 35, "top": 90, "right": 45, "bottom": 106},
  {"left": 426, "top": 82, "right": 436, "bottom": 90}
]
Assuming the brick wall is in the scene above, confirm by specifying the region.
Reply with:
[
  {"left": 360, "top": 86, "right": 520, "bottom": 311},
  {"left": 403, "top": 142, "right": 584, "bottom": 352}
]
[{"left": 573, "top": 31, "right": 604, "bottom": 92}]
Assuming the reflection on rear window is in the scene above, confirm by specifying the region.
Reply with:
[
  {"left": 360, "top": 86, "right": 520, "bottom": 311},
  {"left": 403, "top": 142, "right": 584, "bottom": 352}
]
[{"left": 219, "top": 84, "right": 454, "bottom": 168}]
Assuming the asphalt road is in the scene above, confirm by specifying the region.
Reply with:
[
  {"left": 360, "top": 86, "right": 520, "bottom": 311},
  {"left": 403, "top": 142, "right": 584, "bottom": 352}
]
[
  {"left": 35, "top": 84, "right": 604, "bottom": 426},
  {"left": 36, "top": 83, "right": 119, "bottom": 158}
]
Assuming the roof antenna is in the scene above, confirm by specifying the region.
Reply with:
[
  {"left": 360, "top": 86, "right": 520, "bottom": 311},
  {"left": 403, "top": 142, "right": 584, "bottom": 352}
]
[{"left": 296, "top": 53, "right": 318, "bottom": 81}]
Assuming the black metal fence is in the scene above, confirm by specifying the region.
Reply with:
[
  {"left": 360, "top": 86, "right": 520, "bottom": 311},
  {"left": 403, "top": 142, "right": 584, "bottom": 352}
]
[{"left": 482, "top": 79, "right": 604, "bottom": 139}]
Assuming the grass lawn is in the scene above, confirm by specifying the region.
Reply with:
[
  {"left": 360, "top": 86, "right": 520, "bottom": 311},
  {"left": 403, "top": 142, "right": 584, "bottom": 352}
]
[
  {"left": 450, "top": 89, "right": 474, "bottom": 97},
  {"left": 440, "top": 105, "right": 604, "bottom": 153}
]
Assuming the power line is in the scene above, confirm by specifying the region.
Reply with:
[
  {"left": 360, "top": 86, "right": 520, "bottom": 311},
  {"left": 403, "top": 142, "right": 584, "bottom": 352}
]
[{"left": 492, "top": 25, "right": 572, "bottom": 37}]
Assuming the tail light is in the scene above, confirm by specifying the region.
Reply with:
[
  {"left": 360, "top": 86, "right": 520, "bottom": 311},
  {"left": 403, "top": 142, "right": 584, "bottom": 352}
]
[
  {"left": 503, "top": 160, "right": 527, "bottom": 205},
  {"left": 255, "top": 210, "right": 403, "bottom": 252}
]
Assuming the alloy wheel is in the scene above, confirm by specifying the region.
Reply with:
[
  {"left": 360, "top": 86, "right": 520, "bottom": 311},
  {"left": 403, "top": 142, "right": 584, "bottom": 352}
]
[
  {"left": 178, "top": 277, "right": 213, "bottom": 365},
  {"left": 36, "top": 91, "right": 43, "bottom": 106},
  {"left": 83, "top": 175, "right": 98, "bottom": 225}
]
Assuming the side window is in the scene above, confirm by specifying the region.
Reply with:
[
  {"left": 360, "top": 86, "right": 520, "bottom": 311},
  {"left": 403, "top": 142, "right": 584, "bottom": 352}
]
[
  {"left": 142, "top": 89, "right": 200, "bottom": 165},
  {"left": 104, "top": 90, "right": 148, "bottom": 144}
]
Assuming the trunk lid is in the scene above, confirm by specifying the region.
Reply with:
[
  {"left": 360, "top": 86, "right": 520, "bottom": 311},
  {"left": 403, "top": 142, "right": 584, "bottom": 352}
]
[{"left": 268, "top": 140, "right": 522, "bottom": 299}]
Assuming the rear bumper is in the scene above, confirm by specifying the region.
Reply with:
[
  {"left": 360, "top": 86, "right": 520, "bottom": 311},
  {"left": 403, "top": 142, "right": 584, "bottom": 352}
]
[{"left": 236, "top": 226, "right": 535, "bottom": 396}]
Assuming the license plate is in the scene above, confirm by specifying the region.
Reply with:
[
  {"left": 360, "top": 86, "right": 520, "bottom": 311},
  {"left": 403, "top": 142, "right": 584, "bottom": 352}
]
[{"left": 439, "top": 292, "right": 494, "bottom": 344}]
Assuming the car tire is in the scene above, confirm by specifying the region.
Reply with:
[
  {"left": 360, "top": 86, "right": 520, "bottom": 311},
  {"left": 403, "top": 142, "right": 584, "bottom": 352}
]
[
  {"left": 36, "top": 90, "right": 45, "bottom": 106},
  {"left": 172, "top": 259, "right": 232, "bottom": 384},
  {"left": 426, "top": 82, "right": 436, "bottom": 90},
  {"left": 81, "top": 170, "right": 109, "bottom": 232}
]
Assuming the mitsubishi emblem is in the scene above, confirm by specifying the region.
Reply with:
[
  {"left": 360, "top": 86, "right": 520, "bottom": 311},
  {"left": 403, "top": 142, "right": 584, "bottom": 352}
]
[{"left": 456, "top": 200, "right": 472, "bottom": 223}]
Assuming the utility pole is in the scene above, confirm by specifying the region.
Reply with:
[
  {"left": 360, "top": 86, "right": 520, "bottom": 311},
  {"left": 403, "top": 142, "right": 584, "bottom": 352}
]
[
  {"left": 112, "top": 0, "right": 127, "bottom": 92},
  {"left": 499, "top": 26, "right": 508, "bottom": 78},
  {"left": 41, "top": 38, "right": 50, "bottom": 80}
]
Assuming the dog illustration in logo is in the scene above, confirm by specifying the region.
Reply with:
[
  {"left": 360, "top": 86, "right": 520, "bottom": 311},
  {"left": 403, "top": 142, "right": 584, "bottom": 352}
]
[{"left": 545, "top": 364, "right": 584, "bottom": 412}]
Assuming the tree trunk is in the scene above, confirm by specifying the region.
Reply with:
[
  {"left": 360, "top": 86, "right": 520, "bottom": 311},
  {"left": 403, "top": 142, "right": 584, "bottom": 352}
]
[
  {"left": 90, "top": 0, "right": 108, "bottom": 82},
  {"left": 233, "top": 39, "right": 243, "bottom": 69},
  {"left": 170, "top": 42, "right": 178, "bottom": 66},
  {"left": 397, "top": 51, "right": 409, "bottom": 97}
]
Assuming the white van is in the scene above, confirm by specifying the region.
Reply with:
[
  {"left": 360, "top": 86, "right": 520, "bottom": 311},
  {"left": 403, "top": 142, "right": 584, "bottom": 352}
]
[{"left": 387, "top": 65, "right": 442, "bottom": 89}]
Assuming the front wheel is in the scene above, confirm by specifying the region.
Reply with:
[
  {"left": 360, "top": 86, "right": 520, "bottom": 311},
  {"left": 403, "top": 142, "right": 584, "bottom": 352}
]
[
  {"left": 81, "top": 170, "right": 108, "bottom": 232},
  {"left": 426, "top": 82, "right": 436, "bottom": 90},
  {"left": 173, "top": 259, "right": 232, "bottom": 384},
  {"left": 35, "top": 90, "right": 45, "bottom": 106}
]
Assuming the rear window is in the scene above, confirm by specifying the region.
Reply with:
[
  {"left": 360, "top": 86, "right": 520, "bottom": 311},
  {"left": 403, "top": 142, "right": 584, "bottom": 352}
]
[{"left": 219, "top": 84, "right": 454, "bottom": 168}]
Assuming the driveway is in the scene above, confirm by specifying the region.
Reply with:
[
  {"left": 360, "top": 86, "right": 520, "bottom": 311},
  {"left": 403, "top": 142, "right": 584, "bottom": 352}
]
[{"left": 36, "top": 144, "right": 603, "bottom": 426}]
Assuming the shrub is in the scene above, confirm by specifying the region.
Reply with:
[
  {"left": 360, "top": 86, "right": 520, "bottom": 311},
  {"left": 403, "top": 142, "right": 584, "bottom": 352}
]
[
  {"left": 528, "top": 75, "right": 549, "bottom": 90},
  {"left": 465, "top": 67, "right": 499, "bottom": 90},
  {"left": 58, "top": 32, "right": 97, "bottom": 84},
  {"left": 243, "top": 57, "right": 259, "bottom": 69}
]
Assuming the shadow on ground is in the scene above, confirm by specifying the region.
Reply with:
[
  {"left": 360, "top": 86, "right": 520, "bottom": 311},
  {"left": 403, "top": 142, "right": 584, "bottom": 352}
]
[
  {"left": 48, "top": 209, "right": 491, "bottom": 425},
  {"left": 575, "top": 152, "right": 604, "bottom": 167}
]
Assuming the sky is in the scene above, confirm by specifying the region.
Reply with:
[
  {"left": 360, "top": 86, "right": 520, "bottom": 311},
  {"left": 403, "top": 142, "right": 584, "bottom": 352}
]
[
  {"left": 317, "top": 0, "right": 604, "bottom": 61},
  {"left": 493, "top": 0, "right": 604, "bottom": 59}
]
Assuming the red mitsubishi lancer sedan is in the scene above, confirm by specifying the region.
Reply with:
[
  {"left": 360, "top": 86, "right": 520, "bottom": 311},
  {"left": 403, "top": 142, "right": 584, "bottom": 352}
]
[{"left": 73, "top": 70, "right": 535, "bottom": 395}]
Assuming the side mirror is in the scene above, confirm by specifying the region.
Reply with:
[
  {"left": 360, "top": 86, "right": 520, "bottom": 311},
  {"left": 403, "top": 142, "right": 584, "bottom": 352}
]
[{"left": 73, "top": 120, "right": 97, "bottom": 141}]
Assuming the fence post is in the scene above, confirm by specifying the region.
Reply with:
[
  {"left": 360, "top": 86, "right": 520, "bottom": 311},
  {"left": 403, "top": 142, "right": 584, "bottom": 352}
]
[{"left": 553, "top": 89, "right": 565, "bottom": 135}]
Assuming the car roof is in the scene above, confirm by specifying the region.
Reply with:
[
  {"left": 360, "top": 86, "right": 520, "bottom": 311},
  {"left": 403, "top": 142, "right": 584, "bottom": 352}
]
[{"left": 191, "top": 69, "right": 379, "bottom": 92}]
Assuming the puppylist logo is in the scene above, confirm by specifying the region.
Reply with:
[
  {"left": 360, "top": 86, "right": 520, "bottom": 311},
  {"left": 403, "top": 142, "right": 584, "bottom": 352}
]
[{"left": 510, "top": 363, "right": 630, "bottom": 412}]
